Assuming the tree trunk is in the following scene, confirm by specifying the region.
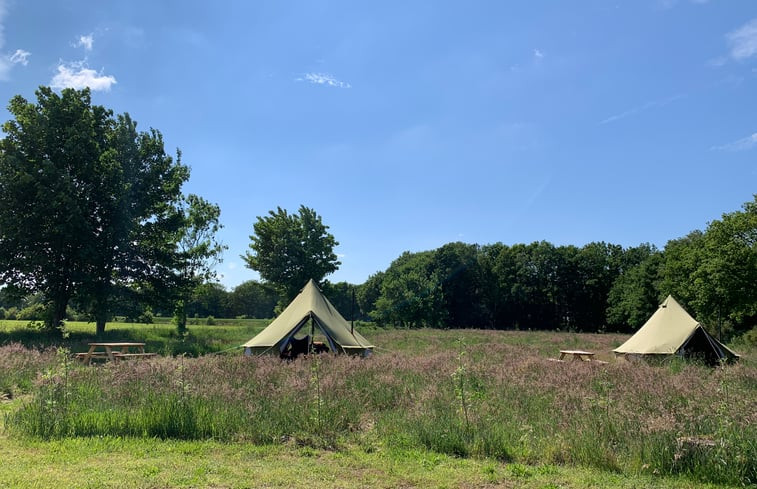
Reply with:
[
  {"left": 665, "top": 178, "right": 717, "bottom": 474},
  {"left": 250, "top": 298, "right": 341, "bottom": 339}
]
[
  {"left": 92, "top": 287, "right": 110, "bottom": 336},
  {"left": 49, "top": 294, "right": 69, "bottom": 335},
  {"left": 96, "top": 317, "right": 107, "bottom": 336}
]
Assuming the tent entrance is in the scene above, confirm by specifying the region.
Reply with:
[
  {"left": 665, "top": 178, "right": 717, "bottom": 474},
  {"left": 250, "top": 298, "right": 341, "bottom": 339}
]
[
  {"left": 279, "top": 314, "right": 336, "bottom": 359},
  {"left": 678, "top": 327, "right": 726, "bottom": 366}
]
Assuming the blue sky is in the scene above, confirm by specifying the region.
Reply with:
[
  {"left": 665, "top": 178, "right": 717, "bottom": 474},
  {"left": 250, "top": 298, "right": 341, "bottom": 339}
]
[{"left": 0, "top": 1, "right": 755, "bottom": 289}]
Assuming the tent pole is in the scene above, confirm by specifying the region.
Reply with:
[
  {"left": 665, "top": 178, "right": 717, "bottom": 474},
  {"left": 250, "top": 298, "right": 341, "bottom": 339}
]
[
  {"left": 351, "top": 287, "right": 355, "bottom": 335},
  {"left": 718, "top": 305, "right": 722, "bottom": 342}
]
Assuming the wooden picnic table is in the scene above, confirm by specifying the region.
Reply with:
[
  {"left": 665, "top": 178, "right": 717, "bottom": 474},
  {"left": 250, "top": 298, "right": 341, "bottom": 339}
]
[
  {"left": 559, "top": 350, "right": 596, "bottom": 362},
  {"left": 75, "top": 342, "right": 156, "bottom": 365}
]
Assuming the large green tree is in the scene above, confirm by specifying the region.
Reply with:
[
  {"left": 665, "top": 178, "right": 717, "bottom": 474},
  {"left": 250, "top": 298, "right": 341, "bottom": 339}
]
[
  {"left": 661, "top": 196, "right": 757, "bottom": 336},
  {"left": 693, "top": 196, "right": 757, "bottom": 333},
  {"left": 431, "top": 242, "right": 489, "bottom": 328},
  {"left": 0, "top": 87, "right": 215, "bottom": 334},
  {"left": 0, "top": 88, "right": 109, "bottom": 330},
  {"left": 75, "top": 116, "right": 191, "bottom": 335},
  {"left": 243, "top": 205, "right": 339, "bottom": 301}
]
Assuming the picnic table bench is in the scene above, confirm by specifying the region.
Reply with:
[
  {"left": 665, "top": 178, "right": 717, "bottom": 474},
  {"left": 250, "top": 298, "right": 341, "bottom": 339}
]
[
  {"left": 559, "top": 350, "right": 596, "bottom": 362},
  {"left": 75, "top": 342, "right": 156, "bottom": 365}
]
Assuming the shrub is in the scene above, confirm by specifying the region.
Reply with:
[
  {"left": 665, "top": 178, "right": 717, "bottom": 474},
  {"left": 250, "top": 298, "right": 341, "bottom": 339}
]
[
  {"left": 17, "top": 303, "right": 48, "bottom": 321},
  {"left": 138, "top": 308, "right": 154, "bottom": 324},
  {"left": 4, "top": 306, "right": 18, "bottom": 320},
  {"left": 737, "top": 327, "right": 757, "bottom": 347}
]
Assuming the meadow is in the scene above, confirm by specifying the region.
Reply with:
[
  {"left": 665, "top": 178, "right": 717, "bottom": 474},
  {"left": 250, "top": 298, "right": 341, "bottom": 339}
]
[{"left": 0, "top": 320, "right": 755, "bottom": 488}]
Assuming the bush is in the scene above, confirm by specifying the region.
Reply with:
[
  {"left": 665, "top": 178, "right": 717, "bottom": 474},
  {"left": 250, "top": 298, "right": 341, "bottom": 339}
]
[
  {"left": 737, "top": 327, "right": 757, "bottom": 347},
  {"left": 17, "top": 303, "right": 48, "bottom": 321},
  {"left": 138, "top": 308, "right": 154, "bottom": 324},
  {"left": 4, "top": 306, "right": 18, "bottom": 320},
  {"left": 205, "top": 315, "right": 215, "bottom": 326},
  {"left": 65, "top": 306, "right": 89, "bottom": 322}
]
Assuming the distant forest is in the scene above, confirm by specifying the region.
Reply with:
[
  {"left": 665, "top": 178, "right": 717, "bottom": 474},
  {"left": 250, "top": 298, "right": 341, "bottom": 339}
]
[{"left": 7, "top": 196, "right": 754, "bottom": 339}]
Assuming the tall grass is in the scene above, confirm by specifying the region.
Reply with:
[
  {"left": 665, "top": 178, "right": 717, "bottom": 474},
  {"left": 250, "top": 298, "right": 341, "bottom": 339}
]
[
  {"left": 0, "top": 343, "right": 58, "bottom": 399},
  {"left": 4, "top": 329, "right": 755, "bottom": 486}
]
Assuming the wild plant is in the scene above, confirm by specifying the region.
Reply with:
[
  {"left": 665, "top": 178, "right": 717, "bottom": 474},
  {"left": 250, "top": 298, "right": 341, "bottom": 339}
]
[
  {"left": 11, "top": 347, "right": 72, "bottom": 438},
  {"left": 0, "top": 343, "right": 56, "bottom": 398},
  {"left": 451, "top": 339, "right": 471, "bottom": 435},
  {"left": 309, "top": 354, "right": 323, "bottom": 433}
]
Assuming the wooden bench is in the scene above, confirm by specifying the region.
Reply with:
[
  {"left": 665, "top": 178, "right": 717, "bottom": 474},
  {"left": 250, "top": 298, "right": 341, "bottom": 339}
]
[
  {"left": 114, "top": 353, "right": 158, "bottom": 360},
  {"left": 559, "top": 350, "right": 596, "bottom": 362},
  {"left": 74, "top": 352, "right": 112, "bottom": 361},
  {"left": 76, "top": 342, "right": 154, "bottom": 364}
]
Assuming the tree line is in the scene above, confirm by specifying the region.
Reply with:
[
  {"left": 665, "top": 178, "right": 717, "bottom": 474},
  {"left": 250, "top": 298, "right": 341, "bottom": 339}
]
[
  {"left": 353, "top": 196, "right": 756, "bottom": 338},
  {"left": 147, "top": 195, "right": 756, "bottom": 340}
]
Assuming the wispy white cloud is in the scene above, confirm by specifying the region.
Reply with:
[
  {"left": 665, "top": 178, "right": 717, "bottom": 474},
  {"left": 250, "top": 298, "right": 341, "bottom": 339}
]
[
  {"left": 534, "top": 49, "right": 544, "bottom": 59},
  {"left": 727, "top": 18, "right": 757, "bottom": 61},
  {"left": 298, "top": 72, "right": 351, "bottom": 88},
  {"left": 9, "top": 49, "right": 29, "bottom": 65},
  {"left": 75, "top": 34, "right": 94, "bottom": 51},
  {"left": 711, "top": 133, "right": 757, "bottom": 152},
  {"left": 600, "top": 93, "right": 686, "bottom": 124},
  {"left": 50, "top": 60, "right": 117, "bottom": 91}
]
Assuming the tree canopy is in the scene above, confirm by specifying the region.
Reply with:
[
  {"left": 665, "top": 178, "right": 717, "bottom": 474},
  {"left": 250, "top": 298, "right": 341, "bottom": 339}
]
[
  {"left": 243, "top": 205, "right": 340, "bottom": 301},
  {"left": 0, "top": 87, "right": 220, "bottom": 334}
]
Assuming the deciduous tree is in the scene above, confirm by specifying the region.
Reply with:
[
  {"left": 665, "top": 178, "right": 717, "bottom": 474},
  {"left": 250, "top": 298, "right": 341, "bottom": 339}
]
[
  {"left": 0, "top": 87, "right": 219, "bottom": 335},
  {"left": 243, "top": 205, "right": 339, "bottom": 302}
]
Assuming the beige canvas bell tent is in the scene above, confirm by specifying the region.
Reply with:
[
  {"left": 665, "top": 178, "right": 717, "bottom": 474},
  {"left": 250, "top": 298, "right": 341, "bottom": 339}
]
[
  {"left": 243, "top": 279, "right": 374, "bottom": 357},
  {"left": 613, "top": 295, "right": 739, "bottom": 365}
]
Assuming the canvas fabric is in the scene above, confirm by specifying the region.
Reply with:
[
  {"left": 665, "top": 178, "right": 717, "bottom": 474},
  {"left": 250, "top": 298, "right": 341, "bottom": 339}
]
[
  {"left": 613, "top": 295, "right": 738, "bottom": 361},
  {"left": 243, "top": 279, "right": 374, "bottom": 355}
]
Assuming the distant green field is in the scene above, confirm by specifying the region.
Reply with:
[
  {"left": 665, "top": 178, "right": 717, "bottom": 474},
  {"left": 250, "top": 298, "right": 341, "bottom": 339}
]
[
  {"left": 0, "top": 325, "right": 754, "bottom": 488},
  {"left": 0, "top": 319, "right": 270, "bottom": 356}
]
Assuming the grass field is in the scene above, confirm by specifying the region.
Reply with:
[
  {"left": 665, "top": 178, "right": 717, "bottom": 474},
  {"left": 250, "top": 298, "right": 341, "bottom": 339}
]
[{"left": 1, "top": 321, "right": 754, "bottom": 488}]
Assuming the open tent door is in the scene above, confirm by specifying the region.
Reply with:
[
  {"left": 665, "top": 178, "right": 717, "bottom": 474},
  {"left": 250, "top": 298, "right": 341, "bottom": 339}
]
[
  {"left": 243, "top": 280, "right": 374, "bottom": 357},
  {"left": 613, "top": 296, "right": 739, "bottom": 365}
]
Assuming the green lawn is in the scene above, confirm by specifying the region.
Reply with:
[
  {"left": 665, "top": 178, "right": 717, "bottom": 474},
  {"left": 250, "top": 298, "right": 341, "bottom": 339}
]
[{"left": 0, "top": 319, "right": 270, "bottom": 356}]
